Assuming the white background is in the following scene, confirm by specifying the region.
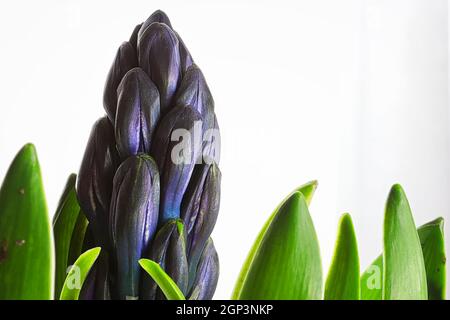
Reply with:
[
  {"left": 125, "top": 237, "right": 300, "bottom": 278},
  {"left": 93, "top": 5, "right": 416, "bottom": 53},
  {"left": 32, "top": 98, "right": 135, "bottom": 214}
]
[{"left": 0, "top": 0, "right": 448, "bottom": 299}]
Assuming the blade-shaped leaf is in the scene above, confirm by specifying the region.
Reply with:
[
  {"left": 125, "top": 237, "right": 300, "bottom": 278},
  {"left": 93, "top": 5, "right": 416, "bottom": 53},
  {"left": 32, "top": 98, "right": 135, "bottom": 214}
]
[
  {"left": 0, "top": 144, "right": 53, "bottom": 299},
  {"left": 237, "top": 191, "right": 322, "bottom": 299},
  {"left": 53, "top": 174, "right": 84, "bottom": 299},
  {"left": 419, "top": 217, "right": 446, "bottom": 300},
  {"left": 360, "top": 255, "right": 383, "bottom": 300},
  {"left": 232, "top": 180, "right": 318, "bottom": 300},
  {"left": 361, "top": 217, "right": 446, "bottom": 300},
  {"left": 324, "top": 213, "right": 360, "bottom": 300},
  {"left": 139, "top": 259, "right": 186, "bottom": 300},
  {"left": 60, "top": 247, "right": 101, "bottom": 300},
  {"left": 383, "top": 184, "right": 427, "bottom": 300}
]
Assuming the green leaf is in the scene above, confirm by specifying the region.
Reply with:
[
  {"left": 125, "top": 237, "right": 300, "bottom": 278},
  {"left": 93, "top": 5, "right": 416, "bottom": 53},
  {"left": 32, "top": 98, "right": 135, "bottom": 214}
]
[
  {"left": 232, "top": 180, "right": 318, "bottom": 299},
  {"left": 360, "top": 255, "right": 383, "bottom": 300},
  {"left": 361, "top": 217, "right": 446, "bottom": 300},
  {"left": 139, "top": 259, "right": 186, "bottom": 300},
  {"left": 60, "top": 247, "right": 101, "bottom": 300},
  {"left": 0, "top": 143, "right": 53, "bottom": 299},
  {"left": 237, "top": 191, "right": 322, "bottom": 299},
  {"left": 383, "top": 184, "right": 427, "bottom": 300},
  {"left": 53, "top": 174, "right": 88, "bottom": 299},
  {"left": 419, "top": 217, "right": 446, "bottom": 300},
  {"left": 324, "top": 213, "right": 360, "bottom": 300}
]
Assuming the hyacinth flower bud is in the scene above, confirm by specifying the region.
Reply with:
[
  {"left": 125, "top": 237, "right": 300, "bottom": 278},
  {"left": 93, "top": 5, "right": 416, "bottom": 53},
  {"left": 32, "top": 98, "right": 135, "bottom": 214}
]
[
  {"left": 137, "top": 10, "right": 192, "bottom": 75},
  {"left": 151, "top": 105, "right": 202, "bottom": 223},
  {"left": 109, "top": 154, "right": 160, "bottom": 299},
  {"left": 202, "top": 114, "right": 221, "bottom": 165},
  {"left": 77, "top": 117, "right": 119, "bottom": 245},
  {"left": 175, "top": 33, "right": 194, "bottom": 74},
  {"left": 129, "top": 23, "right": 142, "bottom": 51},
  {"left": 103, "top": 42, "right": 138, "bottom": 122},
  {"left": 138, "top": 22, "right": 181, "bottom": 115},
  {"left": 174, "top": 64, "right": 220, "bottom": 164},
  {"left": 188, "top": 238, "right": 219, "bottom": 300},
  {"left": 138, "top": 10, "right": 173, "bottom": 40},
  {"left": 79, "top": 251, "right": 111, "bottom": 300},
  {"left": 181, "top": 162, "right": 221, "bottom": 286},
  {"left": 175, "top": 64, "right": 214, "bottom": 123},
  {"left": 140, "top": 219, "right": 188, "bottom": 299},
  {"left": 115, "top": 68, "right": 160, "bottom": 158}
]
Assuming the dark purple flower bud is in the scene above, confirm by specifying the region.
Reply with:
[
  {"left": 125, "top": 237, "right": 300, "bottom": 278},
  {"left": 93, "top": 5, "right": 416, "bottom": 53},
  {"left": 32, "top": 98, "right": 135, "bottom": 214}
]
[
  {"left": 109, "top": 154, "right": 160, "bottom": 299},
  {"left": 188, "top": 238, "right": 219, "bottom": 300},
  {"left": 202, "top": 114, "right": 221, "bottom": 165},
  {"left": 79, "top": 251, "right": 111, "bottom": 300},
  {"left": 140, "top": 220, "right": 188, "bottom": 300},
  {"left": 78, "top": 260, "right": 97, "bottom": 300},
  {"left": 129, "top": 23, "right": 142, "bottom": 51},
  {"left": 115, "top": 68, "right": 160, "bottom": 158},
  {"left": 175, "top": 32, "right": 194, "bottom": 74},
  {"left": 138, "top": 10, "right": 173, "bottom": 41},
  {"left": 151, "top": 105, "right": 202, "bottom": 223},
  {"left": 103, "top": 42, "right": 138, "bottom": 122},
  {"left": 181, "top": 162, "right": 221, "bottom": 286},
  {"left": 77, "top": 117, "right": 119, "bottom": 244},
  {"left": 138, "top": 22, "right": 181, "bottom": 115},
  {"left": 137, "top": 10, "right": 192, "bottom": 75},
  {"left": 174, "top": 64, "right": 220, "bottom": 164},
  {"left": 174, "top": 65, "right": 214, "bottom": 122}
]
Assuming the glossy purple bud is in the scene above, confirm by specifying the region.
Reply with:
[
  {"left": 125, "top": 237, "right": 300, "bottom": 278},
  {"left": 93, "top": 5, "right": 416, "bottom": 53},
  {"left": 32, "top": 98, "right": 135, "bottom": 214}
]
[
  {"left": 174, "top": 64, "right": 220, "bottom": 164},
  {"left": 175, "top": 64, "right": 214, "bottom": 120},
  {"left": 103, "top": 42, "right": 138, "bottom": 123},
  {"left": 77, "top": 117, "right": 119, "bottom": 244},
  {"left": 151, "top": 105, "right": 202, "bottom": 223},
  {"left": 181, "top": 162, "right": 221, "bottom": 285},
  {"left": 79, "top": 251, "right": 111, "bottom": 300},
  {"left": 115, "top": 68, "right": 160, "bottom": 158},
  {"left": 129, "top": 23, "right": 142, "bottom": 51},
  {"left": 137, "top": 10, "right": 192, "bottom": 75},
  {"left": 202, "top": 114, "right": 221, "bottom": 165},
  {"left": 138, "top": 10, "right": 173, "bottom": 41},
  {"left": 188, "top": 238, "right": 219, "bottom": 300},
  {"left": 140, "top": 220, "right": 188, "bottom": 300},
  {"left": 175, "top": 31, "right": 194, "bottom": 74},
  {"left": 138, "top": 22, "right": 181, "bottom": 115},
  {"left": 109, "top": 154, "right": 160, "bottom": 299}
]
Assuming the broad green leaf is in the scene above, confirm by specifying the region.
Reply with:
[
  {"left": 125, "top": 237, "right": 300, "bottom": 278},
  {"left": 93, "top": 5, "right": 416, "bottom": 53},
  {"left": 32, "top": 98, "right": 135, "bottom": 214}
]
[
  {"left": 361, "top": 217, "right": 446, "bottom": 300},
  {"left": 419, "top": 217, "right": 446, "bottom": 299},
  {"left": 238, "top": 191, "right": 322, "bottom": 299},
  {"left": 60, "top": 247, "right": 101, "bottom": 300},
  {"left": 360, "top": 255, "right": 383, "bottom": 300},
  {"left": 139, "top": 259, "right": 186, "bottom": 300},
  {"left": 232, "top": 180, "right": 318, "bottom": 299},
  {"left": 383, "top": 184, "right": 427, "bottom": 300},
  {"left": 324, "top": 213, "right": 360, "bottom": 300},
  {"left": 0, "top": 144, "right": 53, "bottom": 299},
  {"left": 53, "top": 174, "right": 87, "bottom": 299}
]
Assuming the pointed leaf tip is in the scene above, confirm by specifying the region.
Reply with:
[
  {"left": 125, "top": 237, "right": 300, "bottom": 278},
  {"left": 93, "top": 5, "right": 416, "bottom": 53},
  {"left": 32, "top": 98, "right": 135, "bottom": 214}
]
[
  {"left": 232, "top": 180, "right": 319, "bottom": 300},
  {"left": 0, "top": 143, "right": 53, "bottom": 299},
  {"left": 139, "top": 259, "right": 186, "bottom": 300},
  {"left": 325, "top": 213, "right": 360, "bottom": 300},
  {"left": 238, "top": 190, "right": 322, "bottom": 299},
  {"left": 383, "top": 184, "right": 427, "bottom": 300},
  {"left": 59, "top": 247, "right": 101, "bottom": 300}
]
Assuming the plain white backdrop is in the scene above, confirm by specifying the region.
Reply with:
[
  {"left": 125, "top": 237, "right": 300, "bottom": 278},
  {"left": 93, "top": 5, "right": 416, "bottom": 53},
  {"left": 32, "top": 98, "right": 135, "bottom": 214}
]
[{"left": 0, "top": 0, "right": 448, "bottom": 299}]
